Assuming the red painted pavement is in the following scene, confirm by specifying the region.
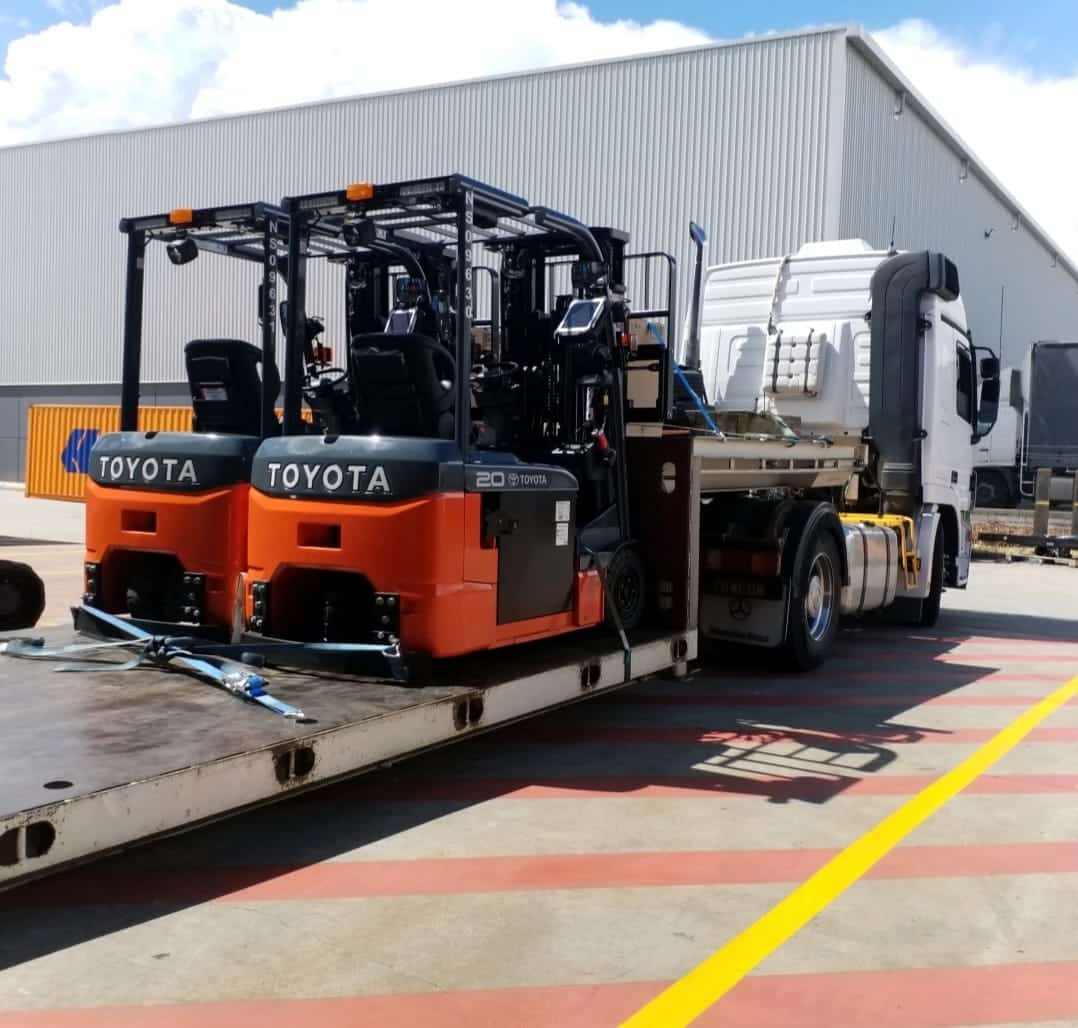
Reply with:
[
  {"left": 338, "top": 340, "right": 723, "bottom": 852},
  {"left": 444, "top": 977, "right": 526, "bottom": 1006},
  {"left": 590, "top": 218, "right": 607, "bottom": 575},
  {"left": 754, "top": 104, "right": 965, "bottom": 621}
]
[
  {"left": 6, "top": 842, "right": 1077, "bottom": 908},
  {"left": 330, "top": 772, "right": 1078, "bottom": 802},
  {"left": 486, "top": 724, "right": 1078, "bottom": 746},
  {"left": 4, "top": 960, "right": 1078, "bottom": 1027},
  {"left": 607, "top": 689, "right": 1069, "bottom": 707}
]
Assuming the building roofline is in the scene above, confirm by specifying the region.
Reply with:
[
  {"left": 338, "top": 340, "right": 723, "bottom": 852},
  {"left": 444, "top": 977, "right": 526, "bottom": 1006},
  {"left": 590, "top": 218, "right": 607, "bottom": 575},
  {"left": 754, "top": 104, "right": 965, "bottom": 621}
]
[
  {"left": 845, "top": 25, "right": 1078, "bottom": 286},
  {"left": 0, "top": 24, "right": 848, "bottom": 154}
]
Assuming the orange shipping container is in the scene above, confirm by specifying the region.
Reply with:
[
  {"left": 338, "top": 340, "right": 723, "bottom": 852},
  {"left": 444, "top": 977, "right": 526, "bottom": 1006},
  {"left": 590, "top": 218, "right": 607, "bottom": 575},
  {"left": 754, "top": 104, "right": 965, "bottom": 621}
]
[
  {"left": 25, "top": 404, "right": 311, "bottom": 501},
  {"left": 25, "top": 405, "right": 193, "bottom": 502}
]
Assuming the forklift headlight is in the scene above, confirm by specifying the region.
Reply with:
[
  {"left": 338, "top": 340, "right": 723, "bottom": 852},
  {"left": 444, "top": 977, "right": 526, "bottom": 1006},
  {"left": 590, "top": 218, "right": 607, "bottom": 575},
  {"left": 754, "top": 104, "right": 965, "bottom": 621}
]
[{"left": 166, "top": 237, "right": 199, "bottom": 266}]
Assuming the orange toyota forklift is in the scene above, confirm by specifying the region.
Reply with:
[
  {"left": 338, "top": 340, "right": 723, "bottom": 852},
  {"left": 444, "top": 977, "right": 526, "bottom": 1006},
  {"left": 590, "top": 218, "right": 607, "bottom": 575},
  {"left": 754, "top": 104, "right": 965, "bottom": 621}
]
[
  {"left": 82, "top": 202, "right": 290, "bottom": 634},
  {"left": 242, "top": 175, "right": 678, "bottom": 671}
]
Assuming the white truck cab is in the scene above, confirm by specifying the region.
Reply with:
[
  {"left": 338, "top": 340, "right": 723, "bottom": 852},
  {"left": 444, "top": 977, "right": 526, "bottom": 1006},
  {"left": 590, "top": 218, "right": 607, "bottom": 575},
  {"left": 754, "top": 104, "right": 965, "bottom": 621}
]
[{"left": 695, "top": 239, "right": 999, "bottom": 627}]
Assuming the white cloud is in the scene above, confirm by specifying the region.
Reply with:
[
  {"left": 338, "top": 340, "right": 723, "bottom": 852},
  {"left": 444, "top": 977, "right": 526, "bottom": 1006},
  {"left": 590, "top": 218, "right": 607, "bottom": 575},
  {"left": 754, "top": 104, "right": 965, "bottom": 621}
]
[
  {"left": 874, "top": 18, "right": 1078, "bottom": 262},
  {"left": 1, "top": 4, "right": 1073, "bottom": 262},
  {"left": 0, "top": 0, "right": 707, "bottom": 142}
]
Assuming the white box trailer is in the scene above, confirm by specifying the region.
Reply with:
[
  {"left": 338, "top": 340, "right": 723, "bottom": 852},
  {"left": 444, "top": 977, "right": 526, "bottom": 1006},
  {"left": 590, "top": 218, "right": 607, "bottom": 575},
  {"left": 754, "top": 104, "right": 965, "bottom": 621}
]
[
  {"left": 0, "top": 237, "right": 998, "bottom": 892},
  {"left": 974, "top": 341, "right": 1078, "bottom": 508}
]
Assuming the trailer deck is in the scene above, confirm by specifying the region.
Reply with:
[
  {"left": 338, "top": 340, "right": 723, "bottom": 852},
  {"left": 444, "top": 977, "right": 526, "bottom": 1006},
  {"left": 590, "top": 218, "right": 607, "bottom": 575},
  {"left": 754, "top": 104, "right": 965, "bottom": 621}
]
[{"left": 0, "top": 624, "right": 693, "bottom": 890}]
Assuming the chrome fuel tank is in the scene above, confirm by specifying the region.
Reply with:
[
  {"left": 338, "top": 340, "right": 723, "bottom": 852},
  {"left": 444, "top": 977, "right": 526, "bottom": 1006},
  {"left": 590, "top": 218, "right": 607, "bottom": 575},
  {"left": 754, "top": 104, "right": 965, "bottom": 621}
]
[{"left": 841, "top": 522, "right": 900, "bottom": 614}]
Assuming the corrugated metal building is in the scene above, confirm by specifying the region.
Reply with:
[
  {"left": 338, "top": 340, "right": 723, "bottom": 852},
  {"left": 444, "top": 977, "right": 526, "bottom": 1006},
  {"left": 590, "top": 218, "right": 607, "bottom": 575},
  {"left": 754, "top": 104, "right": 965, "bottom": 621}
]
[{"left": 1, "top": 24, "right": 1076, "bottom": 481}]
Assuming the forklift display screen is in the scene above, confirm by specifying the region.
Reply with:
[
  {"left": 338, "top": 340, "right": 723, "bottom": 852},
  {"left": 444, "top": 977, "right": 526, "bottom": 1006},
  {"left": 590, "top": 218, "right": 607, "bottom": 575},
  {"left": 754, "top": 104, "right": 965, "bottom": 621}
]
[{"left": 557, "top": 298, "right": 605, "bottom": 335}]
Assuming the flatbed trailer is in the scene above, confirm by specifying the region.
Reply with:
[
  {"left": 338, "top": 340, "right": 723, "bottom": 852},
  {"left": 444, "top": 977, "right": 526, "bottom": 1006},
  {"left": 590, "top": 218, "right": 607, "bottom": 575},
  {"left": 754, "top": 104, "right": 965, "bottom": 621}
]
[
  {"left": 0, "top": 431, "right": 861, "bottom": 893},
  {"left": 0, "top": 625, "right": 691, "bottom": 892}
]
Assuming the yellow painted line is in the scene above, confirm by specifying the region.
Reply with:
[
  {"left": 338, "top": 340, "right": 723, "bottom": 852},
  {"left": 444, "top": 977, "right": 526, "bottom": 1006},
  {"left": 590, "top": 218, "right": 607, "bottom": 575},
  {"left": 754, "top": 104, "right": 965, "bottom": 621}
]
[{"left": 621, "top": 672, "right": 1078, "bottom": 1027}]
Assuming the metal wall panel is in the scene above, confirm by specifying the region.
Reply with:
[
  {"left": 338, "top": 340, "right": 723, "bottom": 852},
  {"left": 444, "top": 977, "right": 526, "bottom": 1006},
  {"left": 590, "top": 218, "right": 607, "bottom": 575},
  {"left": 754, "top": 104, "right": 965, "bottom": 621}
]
[
  {"left": 840, "top": 46, "right": 1078, "bottom": 373},
  {"left": 0, "top": 30, "right": 842, "bottom": 387}
]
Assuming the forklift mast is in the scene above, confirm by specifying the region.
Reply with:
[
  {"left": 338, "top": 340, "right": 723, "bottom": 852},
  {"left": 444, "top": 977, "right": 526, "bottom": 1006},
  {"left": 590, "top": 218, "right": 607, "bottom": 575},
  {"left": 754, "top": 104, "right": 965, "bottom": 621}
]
[
  {"left": 276, "top": 177, "right": 659, "bottom": 550},
  {"left": 87, "top": 201, "right": 290, "bottom": 633},
  {"left": 117, "top": 202, "right": 289, "bottom": 437}
]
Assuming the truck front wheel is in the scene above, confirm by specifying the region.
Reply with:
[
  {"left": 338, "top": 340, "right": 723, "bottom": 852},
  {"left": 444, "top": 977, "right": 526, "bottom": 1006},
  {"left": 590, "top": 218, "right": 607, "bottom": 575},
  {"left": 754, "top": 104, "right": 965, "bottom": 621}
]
[
  {"left": 781, "top": 531, "right": 841, "bottom": 671},
  {"left": 917, "top": 532, "right": 944, "bottom": 627},
  {"left": 892, "top": 531, "right": 944, "bottom": 628}
]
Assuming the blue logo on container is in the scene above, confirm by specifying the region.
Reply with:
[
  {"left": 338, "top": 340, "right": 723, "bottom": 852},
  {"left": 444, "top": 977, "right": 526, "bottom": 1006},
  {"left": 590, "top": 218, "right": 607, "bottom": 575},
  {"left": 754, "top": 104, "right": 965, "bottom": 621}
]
[{"left": 60, "top": 429, "right": 100, "bottom": 474}]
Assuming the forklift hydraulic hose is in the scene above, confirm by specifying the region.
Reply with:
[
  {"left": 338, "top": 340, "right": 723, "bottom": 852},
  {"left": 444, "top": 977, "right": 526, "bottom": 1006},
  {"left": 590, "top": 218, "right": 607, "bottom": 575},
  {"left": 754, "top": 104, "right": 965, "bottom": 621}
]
[{"left": 646, "top": 321, "right": 722, "bottom": 435}]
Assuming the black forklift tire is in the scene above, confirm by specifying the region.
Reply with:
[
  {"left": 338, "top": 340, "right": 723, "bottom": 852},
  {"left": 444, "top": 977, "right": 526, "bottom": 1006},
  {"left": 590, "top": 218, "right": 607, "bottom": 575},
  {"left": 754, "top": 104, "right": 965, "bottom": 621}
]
[
  {"left": 604, "top": 547, "right": 646, "bottom": 634},
  {"left": 0, "top": 560, "right": 46, "bottom": 631},
  {"left": 780, "top": 530, "right": 841, "bottom": 672}
]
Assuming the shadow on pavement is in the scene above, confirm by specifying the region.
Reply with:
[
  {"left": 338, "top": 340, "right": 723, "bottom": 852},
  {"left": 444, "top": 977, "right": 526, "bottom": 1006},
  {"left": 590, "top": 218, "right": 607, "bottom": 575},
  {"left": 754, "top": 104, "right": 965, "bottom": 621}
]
[{"left": 2, "top": 606, "right": 1075, "bottom": 969}]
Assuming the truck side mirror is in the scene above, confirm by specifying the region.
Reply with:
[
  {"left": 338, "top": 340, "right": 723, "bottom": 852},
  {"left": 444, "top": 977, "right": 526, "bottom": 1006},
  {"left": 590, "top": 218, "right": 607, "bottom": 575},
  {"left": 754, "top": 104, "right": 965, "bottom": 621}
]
[
  {"left": 1008, "top": 368, "right": 1024, "bottom": 410},
  {"left": 973, "top": 375, "right": 1000, "bottom": 444},
  {"left": 689, "top": 222, "right": 707, "bottom": 247},
  {"left": 979, "top": 355, "right": 999, "bottom": 380}
]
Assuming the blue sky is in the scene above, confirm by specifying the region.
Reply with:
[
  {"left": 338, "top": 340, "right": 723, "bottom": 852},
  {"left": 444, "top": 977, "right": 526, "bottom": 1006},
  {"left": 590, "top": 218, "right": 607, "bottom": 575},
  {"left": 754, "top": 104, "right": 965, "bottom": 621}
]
[{"left": 2, "top": 0, "right": 1076, "bottom": 74}]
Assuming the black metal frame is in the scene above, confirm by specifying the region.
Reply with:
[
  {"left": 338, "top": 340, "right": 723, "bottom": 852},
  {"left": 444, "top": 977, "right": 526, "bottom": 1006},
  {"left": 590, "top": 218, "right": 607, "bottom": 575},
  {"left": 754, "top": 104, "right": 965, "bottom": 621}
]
[
  {"left": 118, "top": 202, "right": 290, "bottom": 437},
  {"left": 624, "top": 250, "right": 677, "bottom": 424},
  {"left": 527, "top": 247, "right": 676, "bottom": 424},
  {"left": 279, "top": 174, "right": 610, "bottom": 455}
]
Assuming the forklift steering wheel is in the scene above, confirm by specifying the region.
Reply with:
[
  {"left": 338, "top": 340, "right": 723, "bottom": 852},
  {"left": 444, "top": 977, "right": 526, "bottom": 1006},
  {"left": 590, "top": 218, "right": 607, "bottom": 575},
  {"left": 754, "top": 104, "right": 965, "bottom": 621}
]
[
  {"left": 471, "top": 361, "right": 520, "bottom": 382},
  {"left": 305, "top": 367, "right": 349, "bottom": 389}
]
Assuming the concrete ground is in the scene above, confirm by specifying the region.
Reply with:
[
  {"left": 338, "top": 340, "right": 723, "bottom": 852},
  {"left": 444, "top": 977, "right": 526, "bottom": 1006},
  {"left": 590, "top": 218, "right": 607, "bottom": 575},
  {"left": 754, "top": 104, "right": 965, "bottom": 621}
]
[
  {"left": 0, "top": 486, "right": 84, "bottom": 545},
  {"left": 0, "top": 538, "right": 1077, "bottom": 1026}
]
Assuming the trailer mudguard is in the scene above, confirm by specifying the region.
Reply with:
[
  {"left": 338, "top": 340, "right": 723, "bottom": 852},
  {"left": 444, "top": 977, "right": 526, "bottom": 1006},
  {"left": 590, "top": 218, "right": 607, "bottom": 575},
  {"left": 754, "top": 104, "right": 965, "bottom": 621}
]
[{"left": 869, "top": 251, "right": 960, "bottom": 515}]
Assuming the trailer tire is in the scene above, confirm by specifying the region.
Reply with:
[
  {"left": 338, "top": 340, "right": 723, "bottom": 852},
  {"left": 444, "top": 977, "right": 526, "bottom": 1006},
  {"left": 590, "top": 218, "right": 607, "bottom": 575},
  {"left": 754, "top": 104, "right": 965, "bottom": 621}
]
[
  {"left": 781, "top": 530, "right": 840, "bottom": 672},
  {"left": 975, "top": 469, "right": 1013, "bottom": 510},
  {"left": 604, "top": 546, "right": 646, "bottom": 633}
]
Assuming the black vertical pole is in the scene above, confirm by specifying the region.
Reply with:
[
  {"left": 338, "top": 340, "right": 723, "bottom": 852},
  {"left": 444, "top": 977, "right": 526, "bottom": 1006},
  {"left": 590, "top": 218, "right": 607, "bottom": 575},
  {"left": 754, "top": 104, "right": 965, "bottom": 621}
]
[
  {"left": 455, "top": 193, "right": 473, "bottom": 456},
  {"left": 282, "top": 203, "right": 306, "bottom": 437},
  {"left": 120, "top": 229, "right": 146, "bottom": 432},
  {"left": 662, "top": 257, "right": 677, "bottom": 421},
  {"left": 489, "top": 269, "right": 501, "bottom": 362},
  {"left": 260, "top": 212, "right": 281, "bottom": 438}
]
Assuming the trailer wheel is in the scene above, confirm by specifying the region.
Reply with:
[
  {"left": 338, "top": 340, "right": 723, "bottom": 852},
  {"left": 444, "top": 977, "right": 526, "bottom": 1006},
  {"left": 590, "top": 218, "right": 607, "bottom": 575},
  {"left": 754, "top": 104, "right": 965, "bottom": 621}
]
[
  {"left": 604, "top": 547, "right": 645, "bottom": 633},
  {"left": 975, "top": 470, "right": 1013, "bottom": 509},
  {"left": 781, "top": 531, "right": 840, "bottom": 671}
]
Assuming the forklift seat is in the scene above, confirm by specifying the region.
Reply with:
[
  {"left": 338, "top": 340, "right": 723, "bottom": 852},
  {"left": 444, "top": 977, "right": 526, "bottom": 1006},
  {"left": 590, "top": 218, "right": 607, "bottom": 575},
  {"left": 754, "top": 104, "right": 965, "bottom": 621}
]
[
  {"left": 185, "top": 339, "right": 280, "bottom": 436},
  {"left": 350, "top": 333, "right": 455, "bottom": 439}
]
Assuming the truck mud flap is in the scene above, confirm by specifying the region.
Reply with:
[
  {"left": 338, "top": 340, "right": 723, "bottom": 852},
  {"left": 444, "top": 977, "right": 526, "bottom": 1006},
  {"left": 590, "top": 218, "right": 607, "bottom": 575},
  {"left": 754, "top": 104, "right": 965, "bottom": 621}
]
[{"left": 700, "top": 586, "right": 789, "bottom": 648}]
